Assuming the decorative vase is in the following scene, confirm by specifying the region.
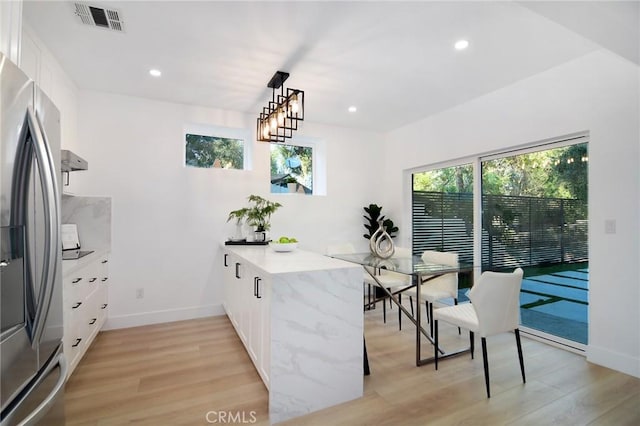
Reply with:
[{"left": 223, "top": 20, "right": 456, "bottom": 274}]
[{"left": 369, "top": 219, "right": 395, "bottom": 259}]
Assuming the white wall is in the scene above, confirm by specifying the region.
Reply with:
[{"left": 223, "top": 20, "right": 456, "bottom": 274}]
[
  {"left": 381, "top": 50, "right": 640, "bottom": 378},
  {"left": 73, "top": 91, "right": 382, "bottom": 329}
]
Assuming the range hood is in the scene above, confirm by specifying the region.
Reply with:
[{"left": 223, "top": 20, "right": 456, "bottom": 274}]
[{"left": 61, "top": 150, "right": 88, "bottom": 172}]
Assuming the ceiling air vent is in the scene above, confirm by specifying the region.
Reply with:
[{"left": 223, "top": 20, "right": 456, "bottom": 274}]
[{"left": 74, "top": 3, "right": 124, "bottom": 32}]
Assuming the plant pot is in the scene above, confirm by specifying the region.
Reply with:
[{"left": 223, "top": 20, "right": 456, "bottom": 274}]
[
  {"left": 287, "top": 183, "right": 297, "bottom": 193},
  {"left": 254, "top": 230, "right": 267, "bottom": 242}
]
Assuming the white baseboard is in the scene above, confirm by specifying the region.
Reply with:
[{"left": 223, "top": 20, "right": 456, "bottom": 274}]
[
  {"left": 103, "top": 304, "right": 226, "bottom": 330},
  {"left": 587, "top": 345, "right": 640, "bottom": 378}
]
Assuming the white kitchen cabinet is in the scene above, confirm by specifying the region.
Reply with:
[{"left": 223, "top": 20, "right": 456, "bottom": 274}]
[
  {"left": 1, "top": 0, "right": 22, "bottom": 64},
  {"left": 247, "top": 273, "right": 271, "bottom": 386},
  {"left": 255, "top": 274, "right": 271, "bottom": 387},
  {"left": 222, "top": 249, "right": 271, "bottom": 386},
  {"left": 222, "top": 251, "right": 237, "bottom": 328},
  {"left": 220, "top": 245, "right": 363, "bottom": 424},
  {"left": 63, "top": 250, "right": 109, "bottom": 377}
]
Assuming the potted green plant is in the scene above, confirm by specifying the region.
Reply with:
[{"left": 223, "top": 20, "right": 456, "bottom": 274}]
[
  {"left": 363, "top": 203, "right": 398, "bottom": 239},
  {"left": 228, "top": 195, "right": 282, "bottom": 242}
]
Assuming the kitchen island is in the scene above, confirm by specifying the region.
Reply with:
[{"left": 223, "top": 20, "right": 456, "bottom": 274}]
[{"left": 220, "top": 244, "right": 363, "bottom": 424}]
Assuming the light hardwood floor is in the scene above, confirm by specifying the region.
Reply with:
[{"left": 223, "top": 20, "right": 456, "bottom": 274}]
[{"left": 64, "top": 303, "right": 640, "bottom": 425}]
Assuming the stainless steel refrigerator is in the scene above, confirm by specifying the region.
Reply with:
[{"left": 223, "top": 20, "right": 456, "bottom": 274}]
[{"left": 1, "top": 53, "right": 66, "bottom": 424}]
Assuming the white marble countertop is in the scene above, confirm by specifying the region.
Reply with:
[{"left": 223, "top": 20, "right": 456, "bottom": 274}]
[
  {"left": 222, "top": 244, "right": 361, "bottom": 275},
  {"left": 61, "top": 247, "right": 111, "bottom": 276}
]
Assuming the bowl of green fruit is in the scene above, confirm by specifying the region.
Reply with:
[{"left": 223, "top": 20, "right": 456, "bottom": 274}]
[{"left": 270, "top": 236, "right": 298, "bottom": 252}]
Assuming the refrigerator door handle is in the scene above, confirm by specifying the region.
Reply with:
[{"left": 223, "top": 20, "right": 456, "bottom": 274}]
[
  {"left": 25, "top": 106, "right": 60, "bottom": 348},
  {"left": 0, "top": 352, "right": 67, "bottom": 426}
]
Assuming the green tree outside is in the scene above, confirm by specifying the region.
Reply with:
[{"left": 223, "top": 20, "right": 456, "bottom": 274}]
[
  {"left": 185, "top": 133, "right": 244, "bottom": 169},
  {"left": 414, "top": 143, "right": 588, "bottom": 200}
]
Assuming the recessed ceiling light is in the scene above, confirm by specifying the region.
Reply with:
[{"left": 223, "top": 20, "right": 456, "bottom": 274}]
[
  {"left": 149, "top": 69, "right": 162, "bottom": 77},
  {"left": 348, "top": 106, "right": 357, "bottom": 113},
  {"left": 454, "top": 40, "right": 469, "bottom": 50}
]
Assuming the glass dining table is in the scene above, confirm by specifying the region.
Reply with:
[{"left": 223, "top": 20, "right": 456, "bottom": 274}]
[{"left": 329, "top": 252, "right": 474, "bottom": 367}]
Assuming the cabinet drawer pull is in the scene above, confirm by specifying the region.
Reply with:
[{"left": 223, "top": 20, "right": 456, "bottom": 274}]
[
  {"left": 101, "top": 304, "right": 108, "bottom": 309},
  {"left": 253, "top": 277, "right": 258, "bottom": 297},
  {"left": 224, "top": 253, "right": 228, "bottom": 267},
  {"left": 101, "top": 259, "right": 108, "bottom": 264},
  {"left": 72, "top": 338, "right": 82, "bottom": 347},
  {"left": 101, "top": 277, "right": 108, "bottom": 282},
  {"left": 235, "top": 262, "right": 241, "bottom": 279},
  {"left": 89, "top": 277, "right": 97, "bottom": 283},
  {"left": 256, "top": 277, "right": 262, "bottom": 299},
  {"left": 72, "top": 278, "right": 82, "bottom": 284},
  {"left": 72, "top": 302, "right": 82, "bottom": 309},
  {"left": 89, "top": 318, "right": 97, "bottom": 325}
]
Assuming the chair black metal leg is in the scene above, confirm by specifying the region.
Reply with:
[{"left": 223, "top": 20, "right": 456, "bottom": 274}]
[
  {"left": 481, "top": 337, "right": 490, "bottom": 398},
  {"left": 425, "top": 301, "right": 430, "bottom": 323},
  {"left": 470, "top": 331, "right": 474, "bottom": 359},
  {"left": 382, "top": 292, "right": 387, "bottom": 323},
  {"left": 398, "top": 294, "right": 402, "bottom": 330},
  {"left": 454, "top": 298, "right": 461, "bottom": 335},
  {"left": 515, "top": 328, "right": 526, "bottom": 383},
  {"left": 434, "top": 319, "right": 439, "bottom": 370},
  {"left": 429, "top": 303, "right": 434, "bottom": 337},
  {"left": 409, "top": 296, "right": 414, "bottom": 316},
  {"left": 388, "top": 288, "right": 392, "bottom": 309}
]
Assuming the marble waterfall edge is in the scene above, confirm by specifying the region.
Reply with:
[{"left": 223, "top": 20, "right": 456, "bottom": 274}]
[{"left": 269, "top": 267, "right": 363, "bottom": 423}]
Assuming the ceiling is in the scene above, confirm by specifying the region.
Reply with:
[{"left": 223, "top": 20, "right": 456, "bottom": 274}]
[{"left": 22, "top": 1, "right": 639, "bottom": 133}]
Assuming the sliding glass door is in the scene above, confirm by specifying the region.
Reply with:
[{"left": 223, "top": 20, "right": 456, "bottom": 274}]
[
  {"left": 411, "top": 135, "right": 589, "bottom": 347},
  {"left": 481, "top": 139, "right": 589, "bottom": 346}
]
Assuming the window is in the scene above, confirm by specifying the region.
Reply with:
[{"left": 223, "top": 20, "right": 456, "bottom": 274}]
[
  {"left": 185, "top": 134, "right": 244, "bottom": 169},
  {"left": 270, "top": 143, "right": 313, "bottom": 194},
  {"left": 183, "top": 124, "right": 249, "bottom": 170}
]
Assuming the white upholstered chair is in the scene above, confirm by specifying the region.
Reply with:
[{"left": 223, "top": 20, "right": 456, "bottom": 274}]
[
  {"left": 433, "top": 267, "right": 525, "bottom": 398},
  {"left": 402, "top": 250, "right": 459, "bottom": 336}
]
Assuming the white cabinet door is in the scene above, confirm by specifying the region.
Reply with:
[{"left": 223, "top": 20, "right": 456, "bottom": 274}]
[
  {"left": 97, "top": 254, "right": 109, "bottom": 327},
  {"left": 222, "top": 250, "right": 235, "bottom": 323},
  {"left": 258, "top": 275, "right": 271, "bottom": 388},
  {"left": 248, "top": 273, "right": 263, "bottom": 364},
  {"left": 234, "top": 258, "right": 250, "bottom": 345}
]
